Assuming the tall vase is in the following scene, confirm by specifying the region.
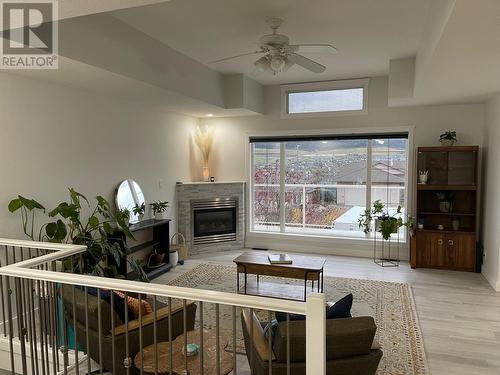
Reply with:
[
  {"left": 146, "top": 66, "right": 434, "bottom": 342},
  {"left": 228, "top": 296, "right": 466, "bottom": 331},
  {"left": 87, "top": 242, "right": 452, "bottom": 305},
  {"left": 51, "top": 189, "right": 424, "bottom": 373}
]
[{"left": 202, "top": 160, "right": 210, "bottom": 182}]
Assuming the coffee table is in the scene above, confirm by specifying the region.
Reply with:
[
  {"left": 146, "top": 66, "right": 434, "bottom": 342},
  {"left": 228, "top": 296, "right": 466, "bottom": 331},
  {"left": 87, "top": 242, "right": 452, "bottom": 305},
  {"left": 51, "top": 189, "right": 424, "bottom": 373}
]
[
  {"left": 233, "top": 251, "right": 326, "bottom": 301},
  {"left": 134, "top": 329, "right": 233, "bottom": 375}
]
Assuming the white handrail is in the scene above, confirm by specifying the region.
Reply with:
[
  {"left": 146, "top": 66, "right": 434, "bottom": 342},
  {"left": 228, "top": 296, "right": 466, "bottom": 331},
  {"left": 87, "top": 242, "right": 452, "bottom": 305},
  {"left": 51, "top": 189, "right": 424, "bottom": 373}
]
[
  {"left": 0, "top": 238, "right": 86, "bottom": 252},
  {"left": 0, "top": 239, "right": 307, "bottom": 314},
  {"left": 0, "top": 238, "right": 327, "bottom": 374}
]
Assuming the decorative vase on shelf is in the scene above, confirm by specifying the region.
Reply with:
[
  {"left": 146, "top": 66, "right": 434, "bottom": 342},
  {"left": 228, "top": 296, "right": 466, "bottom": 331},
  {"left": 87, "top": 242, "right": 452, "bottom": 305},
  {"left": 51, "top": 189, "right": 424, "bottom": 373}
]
[
  {"left": 202, "top": 160, "right": 210, "bottom": 182},
  {"left": 439, "top": 201, "right": 451, "bottom": 213},
  {"left": 418, "top": 170, "right": 428, "bottom": 184},
  {"left": 154, "top": 212, "right": 167, "bottom": 221},
  {"left": 440, "top": 139, "right": 455, "bottom": 147},
  {"left": 169, "top": 250, "right": 179, "bottom": 267},
  {"left": 452, "top": 217, "right": 460, "bottom": 231}
]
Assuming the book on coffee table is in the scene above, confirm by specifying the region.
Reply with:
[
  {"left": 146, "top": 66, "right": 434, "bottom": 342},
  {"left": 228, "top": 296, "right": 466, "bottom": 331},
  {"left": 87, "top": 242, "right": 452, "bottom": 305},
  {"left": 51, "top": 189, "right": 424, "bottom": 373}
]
[{"left": 268, "top": 254, "right": 293, "bottom": 264}]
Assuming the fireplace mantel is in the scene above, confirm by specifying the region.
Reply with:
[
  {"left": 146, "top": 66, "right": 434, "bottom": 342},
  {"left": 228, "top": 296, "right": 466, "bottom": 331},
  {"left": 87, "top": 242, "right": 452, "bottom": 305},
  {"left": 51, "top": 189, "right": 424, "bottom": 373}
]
[{"left": 176, "top": 182, "right": 245, "bottom": 254}]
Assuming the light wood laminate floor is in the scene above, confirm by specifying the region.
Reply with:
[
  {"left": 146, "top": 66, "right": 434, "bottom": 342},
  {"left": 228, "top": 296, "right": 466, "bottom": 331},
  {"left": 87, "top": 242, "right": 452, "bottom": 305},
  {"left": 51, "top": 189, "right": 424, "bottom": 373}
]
[{"left": 156, "top": 249, "right": 500, "bottom": 375}]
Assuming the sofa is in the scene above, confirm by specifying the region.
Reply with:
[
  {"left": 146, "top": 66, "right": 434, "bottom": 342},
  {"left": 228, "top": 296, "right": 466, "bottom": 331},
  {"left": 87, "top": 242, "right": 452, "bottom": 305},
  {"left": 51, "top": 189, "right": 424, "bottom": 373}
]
[
  {"left": 241, "top": 309, "right": 382, "bottom": 375},
  {"left": 61, "top": 285, "right": 196, "bottom": 375}
]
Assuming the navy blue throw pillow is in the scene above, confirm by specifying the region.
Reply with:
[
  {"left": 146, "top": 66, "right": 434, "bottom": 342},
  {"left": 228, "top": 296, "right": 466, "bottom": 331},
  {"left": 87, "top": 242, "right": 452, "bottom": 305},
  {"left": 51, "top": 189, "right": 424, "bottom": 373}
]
[
  {"left": 326, "top": 293, "right": 353, "bottom": 319},
  {"left": 85, "top": 287, "right": 129, "bottom": 322},
  {"left": 275, "top": 294, "right": 353, "bottom": 322}
]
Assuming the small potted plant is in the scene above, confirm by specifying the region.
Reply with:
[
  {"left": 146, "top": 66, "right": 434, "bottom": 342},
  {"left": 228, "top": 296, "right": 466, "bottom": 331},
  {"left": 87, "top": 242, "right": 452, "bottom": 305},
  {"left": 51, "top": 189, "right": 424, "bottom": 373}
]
[
  {"left": 358, "top": 200, "right": 413, "bottom": 240},
  {"left": 118, "top": 207, "right": 131, "bottom": 226},
  {"left": 132, "top": 202, "right": 146, "bottom": 221},
  {"left": 150, "top": 200, "right": 169, "bottom": 220},
  {"left": 439, "top": 131, "right": 457, "bottom": 146}
]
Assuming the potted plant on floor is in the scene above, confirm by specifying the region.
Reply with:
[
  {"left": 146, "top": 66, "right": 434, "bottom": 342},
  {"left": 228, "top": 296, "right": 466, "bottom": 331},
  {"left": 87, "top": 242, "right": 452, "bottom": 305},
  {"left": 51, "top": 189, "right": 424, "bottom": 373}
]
[
  {"left": 150, "top": 200, "right": 169, "bottom": 220},
  {"left": 358, "top": 200, "right": 413, "bottom": 240},
  {"left": 8, "top": 188, "right": 147, "bottom": 280}
]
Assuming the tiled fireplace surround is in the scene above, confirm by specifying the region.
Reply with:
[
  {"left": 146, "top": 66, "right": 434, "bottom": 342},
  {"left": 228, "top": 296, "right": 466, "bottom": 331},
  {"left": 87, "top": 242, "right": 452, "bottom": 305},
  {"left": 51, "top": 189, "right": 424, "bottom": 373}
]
[{"left": 176, "top": 182, "right": 245, "bottom": 255}]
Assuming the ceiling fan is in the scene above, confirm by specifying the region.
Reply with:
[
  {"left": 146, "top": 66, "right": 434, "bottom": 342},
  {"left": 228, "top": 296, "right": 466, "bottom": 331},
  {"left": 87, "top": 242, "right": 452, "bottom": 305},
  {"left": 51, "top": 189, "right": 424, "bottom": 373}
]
[{"left": 209, "top": 17, "right": 337, "bottom": 75}]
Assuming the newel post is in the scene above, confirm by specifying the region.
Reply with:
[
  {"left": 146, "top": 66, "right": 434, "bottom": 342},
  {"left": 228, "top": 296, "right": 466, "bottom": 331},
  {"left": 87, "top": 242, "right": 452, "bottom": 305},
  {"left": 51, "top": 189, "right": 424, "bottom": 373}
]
[{"left": 306, "top": 292, "right": 326, "bottom": 375}]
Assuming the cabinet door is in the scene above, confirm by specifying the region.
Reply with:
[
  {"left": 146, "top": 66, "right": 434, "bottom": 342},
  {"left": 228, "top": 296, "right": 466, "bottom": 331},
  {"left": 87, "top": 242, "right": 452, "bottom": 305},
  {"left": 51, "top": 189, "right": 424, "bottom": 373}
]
[
  {"left": 444, "top": 235, "right": 457, "bottom": 268},
  {"left": 453, "top": 234, "right": 476, "bottom": 271},
  {"left": 429, "top": 233, "right": 447, "bottom": 268},
  {"left": 417, "top": 232, "right": 435, "bottom": 267}
]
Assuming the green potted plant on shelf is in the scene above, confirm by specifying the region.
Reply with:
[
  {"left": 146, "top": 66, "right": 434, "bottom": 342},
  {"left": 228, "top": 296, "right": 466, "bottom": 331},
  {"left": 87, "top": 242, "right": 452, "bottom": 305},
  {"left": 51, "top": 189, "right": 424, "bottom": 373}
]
[
  {"left": 150, "top": 200, "right": 169, "bottom": 220},
  {"left": 358, "top": 200, "right": 413, "bottom": 240},
  {"left": 118, "top": 207, "right": 131, "bottom": 226},
  {"left": 439, "top": 130, "right": 457, "bottom": 146},
  {"left": 132, "top": 202, "right": 145, "bottom": 221},
  {"left": 8, "top": 188, "right": 147, "bottom": 281}
]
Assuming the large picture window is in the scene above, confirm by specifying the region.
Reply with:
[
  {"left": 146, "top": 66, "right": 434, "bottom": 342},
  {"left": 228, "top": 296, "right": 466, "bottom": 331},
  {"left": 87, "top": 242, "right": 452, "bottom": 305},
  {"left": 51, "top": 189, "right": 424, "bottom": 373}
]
[{"left": 250, "top": 134, "right": 408, "bottom": 239}]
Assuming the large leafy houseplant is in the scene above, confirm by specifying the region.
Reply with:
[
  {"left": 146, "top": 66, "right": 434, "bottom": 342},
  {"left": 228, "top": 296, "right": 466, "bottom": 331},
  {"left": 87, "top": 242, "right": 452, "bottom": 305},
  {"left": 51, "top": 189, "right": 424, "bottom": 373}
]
[
  {"left": 8, "top": 188, "right": 147, "bottom": 281},
  {"left": 358, "top": 200, "right": 413, "bottom": 240}
]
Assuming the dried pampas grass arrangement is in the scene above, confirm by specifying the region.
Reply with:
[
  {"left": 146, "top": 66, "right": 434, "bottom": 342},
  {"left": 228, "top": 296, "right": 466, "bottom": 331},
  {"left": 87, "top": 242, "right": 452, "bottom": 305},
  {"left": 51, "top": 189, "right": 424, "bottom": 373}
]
[{"left": 194, "top": 125, "right": 214, "bottom": 163}]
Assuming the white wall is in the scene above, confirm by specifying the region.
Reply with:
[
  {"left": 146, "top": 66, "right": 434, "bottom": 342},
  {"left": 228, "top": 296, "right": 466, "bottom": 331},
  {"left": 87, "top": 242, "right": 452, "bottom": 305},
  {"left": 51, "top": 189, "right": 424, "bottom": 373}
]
[
  {"left": 481, "top": 94, "right": 500, "bottom": 291},
  {"left": 201, "top": 76, "right": 485, "bottom": 258},
  {"left": 204, "top": 77, "right": 484, "bottom": 181},
  {"left": 0, "top": 72, "right": 198, "bottom": 240}
]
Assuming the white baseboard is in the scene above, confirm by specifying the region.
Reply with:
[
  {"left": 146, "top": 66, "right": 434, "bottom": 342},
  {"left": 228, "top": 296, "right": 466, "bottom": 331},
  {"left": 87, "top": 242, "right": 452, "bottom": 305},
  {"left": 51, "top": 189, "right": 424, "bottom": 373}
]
[
  {"left": 482, "top": 267, "right": 500, "bottom": 292},
  {"left": 0, "top": 335, "right": 84, "bottom": 374},
  {"left": 245, "top": 231, "right": 410, "bottom": 261}
]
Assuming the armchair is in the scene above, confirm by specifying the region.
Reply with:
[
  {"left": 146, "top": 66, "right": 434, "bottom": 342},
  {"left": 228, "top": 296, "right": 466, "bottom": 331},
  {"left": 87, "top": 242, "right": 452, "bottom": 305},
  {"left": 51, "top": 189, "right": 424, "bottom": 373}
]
[{"left": 241, "top": 309, "right": 382, "bottom": 375}]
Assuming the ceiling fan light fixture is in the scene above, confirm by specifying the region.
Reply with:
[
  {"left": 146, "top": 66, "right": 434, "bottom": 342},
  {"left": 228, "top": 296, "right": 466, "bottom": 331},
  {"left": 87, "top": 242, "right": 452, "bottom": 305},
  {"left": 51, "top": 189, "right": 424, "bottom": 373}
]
[
  {"left": 254, "top": 56, "right": 269, "bottom": 73},
  {"left": 270, "top": 55, "right": 286, "bottom": 72}
]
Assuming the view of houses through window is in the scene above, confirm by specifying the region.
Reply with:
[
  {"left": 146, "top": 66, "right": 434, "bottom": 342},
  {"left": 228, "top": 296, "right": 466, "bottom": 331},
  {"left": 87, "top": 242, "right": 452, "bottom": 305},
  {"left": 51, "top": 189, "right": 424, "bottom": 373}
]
[{"left": 251, "top": 136, "right": 408, "bottom": 239}]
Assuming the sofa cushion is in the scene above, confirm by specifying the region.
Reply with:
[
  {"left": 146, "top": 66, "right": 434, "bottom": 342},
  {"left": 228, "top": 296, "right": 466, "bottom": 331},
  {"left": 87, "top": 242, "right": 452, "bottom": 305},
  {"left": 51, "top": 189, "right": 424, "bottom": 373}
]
[
  {"left": 272, "top": 316, "right": 377, "bottom": 363},
  {"left": 62, "top": 285, "right": 124, "bottom": 334}
]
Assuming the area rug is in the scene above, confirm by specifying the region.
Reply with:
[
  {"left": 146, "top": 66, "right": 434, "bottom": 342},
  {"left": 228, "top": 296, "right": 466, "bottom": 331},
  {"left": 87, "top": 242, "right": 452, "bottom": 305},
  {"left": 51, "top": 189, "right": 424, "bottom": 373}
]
[{"left": 162, "top": 263, "right": 428, "bottom": 375}]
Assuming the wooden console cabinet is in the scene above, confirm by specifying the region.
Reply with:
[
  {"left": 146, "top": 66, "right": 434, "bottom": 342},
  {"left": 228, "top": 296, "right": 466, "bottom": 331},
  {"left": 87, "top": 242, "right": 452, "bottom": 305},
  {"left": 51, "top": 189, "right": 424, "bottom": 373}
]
[{"left": 412, "top": 146, "right": 478, "bottom": 272}]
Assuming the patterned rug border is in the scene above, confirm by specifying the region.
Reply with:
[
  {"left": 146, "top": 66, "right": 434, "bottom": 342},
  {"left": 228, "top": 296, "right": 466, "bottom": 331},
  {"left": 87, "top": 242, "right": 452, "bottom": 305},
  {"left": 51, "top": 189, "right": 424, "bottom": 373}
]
[{"left": 166, "top": 263, "right": 429, "bottom": 375}]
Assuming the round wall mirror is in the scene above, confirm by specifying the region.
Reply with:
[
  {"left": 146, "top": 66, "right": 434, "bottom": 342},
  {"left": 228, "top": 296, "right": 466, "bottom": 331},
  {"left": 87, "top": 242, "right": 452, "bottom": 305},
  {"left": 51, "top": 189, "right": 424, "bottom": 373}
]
[{"left": 115, "top": 179, "right": 146, "bottom": 224}]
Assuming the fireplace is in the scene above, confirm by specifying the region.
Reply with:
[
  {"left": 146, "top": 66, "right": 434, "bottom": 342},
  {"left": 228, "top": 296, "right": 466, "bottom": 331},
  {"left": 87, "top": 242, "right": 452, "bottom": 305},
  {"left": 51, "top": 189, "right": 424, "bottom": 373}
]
[{"left": 191, "top": 199, "right": 237, "bottom": 245}]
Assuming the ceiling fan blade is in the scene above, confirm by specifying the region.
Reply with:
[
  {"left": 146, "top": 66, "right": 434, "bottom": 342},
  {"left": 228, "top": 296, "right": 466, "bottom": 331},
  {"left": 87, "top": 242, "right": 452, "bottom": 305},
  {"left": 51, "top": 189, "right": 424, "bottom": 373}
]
[
  {"left": 289, "top": 44, "right": 337, "bottom": 53},
  {"left": 289, "top": 53, "right": 326, "bottom": 73},
  {"left": 209, "top": 51, "right": 265, "bottom": 64}
]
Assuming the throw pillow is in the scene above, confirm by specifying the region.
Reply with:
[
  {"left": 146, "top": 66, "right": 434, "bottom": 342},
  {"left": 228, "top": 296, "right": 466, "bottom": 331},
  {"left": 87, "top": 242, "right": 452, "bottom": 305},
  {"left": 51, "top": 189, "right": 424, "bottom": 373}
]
[
  {"left": 326, "top": 293, "right": 353, "bottom": 319},
  {"left": 85, "top": 287, "right": 128, "bottom": 323},
  {"left": 275, "top": 293, "right": 353, "bottom": 322},
  {"left": 114, "top": 291, "right": 153, "bottom": 319}
]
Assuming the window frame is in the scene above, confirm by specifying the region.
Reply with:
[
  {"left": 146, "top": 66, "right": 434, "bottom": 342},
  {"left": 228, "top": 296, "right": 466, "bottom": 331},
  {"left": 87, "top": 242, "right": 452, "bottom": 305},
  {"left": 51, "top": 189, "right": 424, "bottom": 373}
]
[
  {"left": 247, "top": 127, "right": 413, "bottom": 243},
  {"left": 280, "top": 78, "right": 370, "bottom": 118}
]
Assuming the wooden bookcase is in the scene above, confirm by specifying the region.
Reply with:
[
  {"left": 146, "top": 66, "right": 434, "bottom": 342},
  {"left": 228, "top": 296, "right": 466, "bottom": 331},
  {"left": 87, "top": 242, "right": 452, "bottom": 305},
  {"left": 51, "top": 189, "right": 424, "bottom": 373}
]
[{"left": 412, "top": 146, "right": 479, "bottom": 272}]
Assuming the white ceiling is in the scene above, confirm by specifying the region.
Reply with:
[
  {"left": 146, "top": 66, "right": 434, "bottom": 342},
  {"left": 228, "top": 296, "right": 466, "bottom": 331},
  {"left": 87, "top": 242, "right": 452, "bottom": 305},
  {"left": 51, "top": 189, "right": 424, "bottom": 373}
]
[
  {"left": 409, "top": 0, "right": 500, "bottom": 106},
  {"left": 112, "top": 0, "right": 431, "bottom": 85}
]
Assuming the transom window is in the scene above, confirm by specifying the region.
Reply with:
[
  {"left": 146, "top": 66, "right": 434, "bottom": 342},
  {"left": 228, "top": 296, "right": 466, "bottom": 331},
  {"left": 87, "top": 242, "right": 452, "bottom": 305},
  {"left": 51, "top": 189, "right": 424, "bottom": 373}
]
[
  {"left": 288, "top": 88, "right": 364, "bottom": 114},
  {"left": 250, "top": 134, "right": 408, "bottom": 239},
  {"left": 281, "top": 79, "right": 369, "bottom": 117}
]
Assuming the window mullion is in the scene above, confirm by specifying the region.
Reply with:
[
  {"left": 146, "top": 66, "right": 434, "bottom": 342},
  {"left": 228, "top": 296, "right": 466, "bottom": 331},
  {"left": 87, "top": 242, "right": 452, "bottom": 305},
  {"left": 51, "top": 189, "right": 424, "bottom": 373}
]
[
  {"left": 279, "top": 143, "right": 286, "bottom": 233},
  {"left": 365, "top": 140, "right": 373, "bottom": 238}
]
